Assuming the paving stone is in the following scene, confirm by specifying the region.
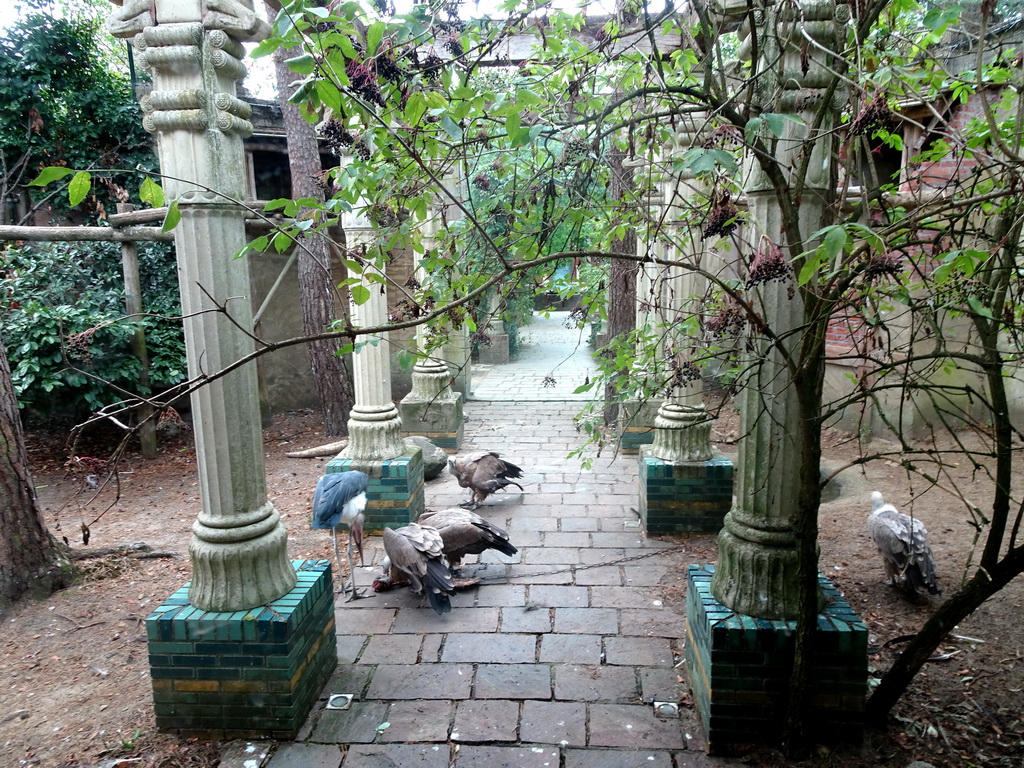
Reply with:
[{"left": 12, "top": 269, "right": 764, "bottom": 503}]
[
  {"left": 522, "top": 547, "right": 582, "bottom": 565},
  {"left": 366, "top": 664, "right": 474, "bottom": 699},
  {"left": 527, "top": 584, "right": 589, "bottom": 607},
  {"left": 604, "top": 636, "right": 675, "bottom": 667},
  {"left": 441, "top": 632, "right": 537, "bottom": 663},
  {"left": 590, "top": 532, "right": 650, "bottom": 548},
  {"left": 474, "top": 663, "right": 552, "bottom": 699},
  {"left": 499, "top": 606, "right": 553, "bottom": 633},
  {"left": 334, "top": 635, "right": 368, "bottom": 664},
  {"left": 419, "top": 633, "right": 444, "bottom": 662},
  {"left": 266, "top": 742, "right": 342, "bottom": 768},
  {"left": 578, "top": 547, "right": 626, "bottom": 565},
  {"left": 520, "top": 700, "right": 587, "bottom": 745},
  {"left": 335, "top": 608, "right": 396, "bottom": 633},
  {"left": 342, "top": 744, "right": 449, "bottom": 767},
  {"left": 553, "top": 664, "right": 639, "bottom": 703},
  {"left": 640, "top": 667, "right": 683, "bottom": 704},
  {"left": 509, "top": 565, "right": 574, "bottom": 584},
  {"left": 560, "top": 517, "right": 599, "bottom": 532},
  {"left": 507, "top": 516, "right": 559, "bottom": 532},
  {"left": 358, "top": 633, "right": 423, "bottom": 664},
  {"left": 311, "top": 701, "right": 389, "bottom": 744},
  {"left": 590, "top": 586, "right": 654, "bottom": 609},
  {"left": 538, "top": 634, "right": 603, "bottom": 664},
  {"left": 618, "top": 608, "right": 685, "bottom": 638},
  {"left": 573, "top": 565, "right": 624, "bottom": 586},
  {"left": 453, "top": 745, "right": 561, "bottom": 768},
  {"left": 380, "top": 700, "right": 453, "bottom": 742},
  {"left": 564, "top": 748, "right": 674, "bottom": 768},
  {"left": 588, "top": 703, "right": 687, "bottom": 749},
  {"left": 392, "top": 606, "right": 499, "bottom": 634},
  {"left": 543, "top": 531, "right": 590, "bottom": 547},
  {"left": 451, "top": 699, "right": 520, "bottom": 742},
  {"left": 554, "top": 607, "right": 619, "bottom": 634},
  {"left": 324, "top": 665, "right": 374, "bottom": 699},
  {"left": 622, "top": 564, "right": 672, "bottom": 586}
]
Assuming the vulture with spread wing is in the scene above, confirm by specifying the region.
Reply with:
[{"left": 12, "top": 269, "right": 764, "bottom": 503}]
[
  {"left": 419, "top": 507, "right": 518, "bottom": 571},
  {"left": 372, "top": 524, "right": 456, "bottom": 614},
  {"left": 868, "top": 491, "right": 940, "bottom": 596},
  {"left": 449, "top": 450, "right": 524, "bottom": 508}
]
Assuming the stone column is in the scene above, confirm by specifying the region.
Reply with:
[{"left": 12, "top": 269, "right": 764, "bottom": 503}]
[
  {"left": 399, "top": 212, "right": 464, "bottom": 448},
  {"left": 109, "top": 0, "right": 294, "bottom": 612},
  {"left": 709, "top": 0, "right": 846, "bottom": 620},
  {"left": 326, "top": 205, "right": 425, "bottom": 529},
  {"left": 476, "top": 291, "right": 510, "bottom": 364}
]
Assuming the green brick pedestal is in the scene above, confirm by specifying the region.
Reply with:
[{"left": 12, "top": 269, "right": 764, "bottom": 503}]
[
  {"left": 399, "top": 394, "right": 464, "bottom": 450},
  {"left": 146, "top": 559, "right": 337, "bottom": 739},
  {"left": 685, "top": 564, "right": 867, "bottom": 755},
  {"left": 325, "top": 445, "right": 425, "bottom": 531},
  {"left": 619, "top": 401, "right": 658, "bottom": 454},
  {"left": 638, "top": 450, "right": 734, "bottom": 534}
]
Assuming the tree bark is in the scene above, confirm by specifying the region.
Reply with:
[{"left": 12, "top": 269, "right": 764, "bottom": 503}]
[
  {"left": 603, "top": 146, "right": 638, "bottom": 425},
  {"left": 0, "top": 332, "right": 73, "bottom": 615},
  {"left": 268, "top": 19, "right": 354, "bottom": 436}
]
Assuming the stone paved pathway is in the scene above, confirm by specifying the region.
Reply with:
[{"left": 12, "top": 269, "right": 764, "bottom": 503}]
[
  {"left": 264, "top": 401, "right": 724, "bottom": 768},
  {"left": 470, "top": 311, "right": 596, "bottom": 401}
]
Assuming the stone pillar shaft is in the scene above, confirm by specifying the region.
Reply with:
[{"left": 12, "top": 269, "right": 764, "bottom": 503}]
[{"left": 111, "top": 0, "right": 295, "bottom": 612}]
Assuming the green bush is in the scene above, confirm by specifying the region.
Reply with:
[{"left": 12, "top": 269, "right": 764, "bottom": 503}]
[{"left": 0, "top": 241, "right": 185, "bottom": 421}]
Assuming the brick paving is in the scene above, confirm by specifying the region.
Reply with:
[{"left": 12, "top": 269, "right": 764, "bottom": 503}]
[{"left": 266, "top": 352, "right": 726, "bottom": 765}]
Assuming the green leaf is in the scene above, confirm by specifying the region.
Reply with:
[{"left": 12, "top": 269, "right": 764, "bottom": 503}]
[
  {"left": 162, "top": 200, "right": 181, "bottom": 232},
  {"left": 68, "top": 171, "right": 91, "bottom": 208},
  {"left": 505, "top": 111, "right": 521, "bottom": 136},
  {"left": 405, "top": 92, "right": 427, "bottom": 125},
  {"left": 822, "top": 225, "right": 847, "bottom": 260},
  {"left": 440, "top": 115, "right": 463, "bottom": 140},
  {"left": 285, "top": 54, "right": 316, "bottom": 75},
  {"left": 798, "top": 251, "right": 824, "bottom": 285},
  {"left": 762, "top": 112, "right": 803, "bottom": 137},
  {"left": 27, "top": 166, "right": 76, "bottom": 187},
  {"left": 366, "top": 21, "right": 385, "bottom": 56},
  {"left": 140, "top": 176, "right": 164, "bottom": 208},
  {"left": 351, "top": 284, "right": 370, "bottom": 305},
  {"left": 967, "top": 296, "right": 993, "bottom": 319}
]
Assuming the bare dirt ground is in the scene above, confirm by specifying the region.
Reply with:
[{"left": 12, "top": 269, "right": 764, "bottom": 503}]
[{"left": 2, "top": 409, "right": 1023, "bottom": 768}]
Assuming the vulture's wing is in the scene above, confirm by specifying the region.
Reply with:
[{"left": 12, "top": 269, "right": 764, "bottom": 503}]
[
  {"left": 868, "top": 509, "right": 912, "bottom": 572},
  {"left": 382, "top": 525, "right": 454, "bottom": 613}
]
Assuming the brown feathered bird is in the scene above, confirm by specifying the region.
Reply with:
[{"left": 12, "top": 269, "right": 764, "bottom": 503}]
[
  {"left": 371, "top": 524, "right": 456, "bottom": 614},
  {"left": 868, "top": 491, "right": 940, "bottom": 596},
  {"left": 448, "top": 450, "right": 524, "bottom": 508},
  {"left": 418, "top": 507, "right": 518, "bottom": 571}
]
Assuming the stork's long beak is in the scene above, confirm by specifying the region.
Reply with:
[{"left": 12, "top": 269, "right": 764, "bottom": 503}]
[{"left": 352, "top": 519, "right": 364, "bottom": 566}]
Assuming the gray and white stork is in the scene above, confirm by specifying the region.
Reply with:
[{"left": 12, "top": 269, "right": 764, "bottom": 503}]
[
  {"left": 311, "top": 470, "right": 368, "bottom": 600},
  {"left": 868, "top": 491, "right": 940, "bottom": 596}
]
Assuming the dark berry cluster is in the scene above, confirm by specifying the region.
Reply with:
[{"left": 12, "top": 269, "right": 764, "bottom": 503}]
[
  {"left": 369, "top": 203, "right": 398, "bottom": 228},
  {"left": 702, "top": 194, "right": 739, "bottom": 240},
  {"left": 745, "top": 242, "right": 792, "bottom": 288},
  {"left": 420, "top": 52, "right": 445, "bottom": 81},
  {"left": 701, "top": 125, "right": 741, "bottom": 149},
  {"left": 704, "top": 303, "right": 745, "bottom": 338},
  {"left": 666, "top": 358, "right": 702, "bottom": 392},
  {"left": 472, "top": 331, "right": 493, "bottom": 348},
  {"left": 376, "top": 51, "right": 405, "bottom": 85},
  {"left": 322, "top": 118, "right": 355, "bottom": 155},
  {"left": 863, "top": 251, "right": 902, "bottom": 281},
  {"left": 848, "top": 98, "right": 896, "bottom": 137},
  {"left": 565, "top": 306, "right": 588, "bottom": 329},
  {"left": 934, "top": 272, "right": 989, "bottom": 309},
  {"left": 557, "top": 135, "right": 591, "bottom": 168},
  {"left": 472, "top": 174, "right": 491, "bottom": 190},
  {"left": 346, "top": 59, "right": 384, "bottom": 106},
  {"left": 444, "top": 36, "right": 464, "bottom": 58},
  {"left": 66, "top": 328, "right": 96, "bottom": 363},
  {"left": 371, "top": 0, "right": 394, "bottom": 15},
  {"left": 542, "top": 375, "right": 557, "bottom": 388}
]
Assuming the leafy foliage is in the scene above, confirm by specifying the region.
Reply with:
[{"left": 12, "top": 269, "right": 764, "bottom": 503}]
[
  {"left": 0, "top": 241, "right": 185, "bottom": 420},
  {"left": 0, "top": 8, "right": 155, "bottom": 224}
]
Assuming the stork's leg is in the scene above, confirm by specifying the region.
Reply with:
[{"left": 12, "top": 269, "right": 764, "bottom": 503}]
[
  {"left": 331, "top": 529, "right": 347, "bottom": 595},
  {"left": 344, "top": 530, "right": 364, "bottom": 601}
]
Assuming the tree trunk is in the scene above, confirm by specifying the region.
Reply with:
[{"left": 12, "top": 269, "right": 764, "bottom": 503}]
[
  {"left": 0, "top": 333, "right": 73, "bottom": 615},
  {"left": 268, "top": 20, "right": 354, "bottom": 436},
  {"left": 603, "top": 146, "right": 638, "bottom": 425}
]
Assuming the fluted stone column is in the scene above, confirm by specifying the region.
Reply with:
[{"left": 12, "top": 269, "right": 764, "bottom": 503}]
[
  {"left": 709, "top": 0, "right": 847, "bottom": 620},
  {"left": 341, "top": 211, "right": 406, "bottom": 462},
  {"left": 109, "top": 0, "right": 294, "bottom": 612},
  {"left": 399, "top": 213, "right": 464, "bottom": 448}
]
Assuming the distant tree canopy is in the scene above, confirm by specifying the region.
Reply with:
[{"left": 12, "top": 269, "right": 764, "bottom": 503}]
[{"left": 0, "top": 5, "right": 155, "bottom": 224}]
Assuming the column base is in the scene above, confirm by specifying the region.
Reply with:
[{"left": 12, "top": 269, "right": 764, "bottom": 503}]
[
  {"left": 399, "top": 391, "right": 464, "bottom": 450},
  {"left": 326, "top": 445, "right": 425, "bottom": 531},
  {"left": 476, "top": 333, "right": 510, "bottom": 364},
  {"left": 638, "top": 449, "right": 733, "bottom": 534},
  {"left": 146, "top": 560, "right": 337, "bottom": 739},
  {"left": 685, "top": 565, "right": 867, "bottom": 755},
  {"left": 619, "top": 400, "right": 660, "bottom": 454}
]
